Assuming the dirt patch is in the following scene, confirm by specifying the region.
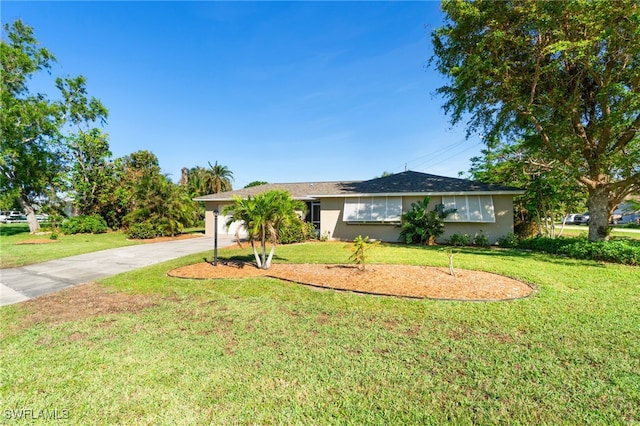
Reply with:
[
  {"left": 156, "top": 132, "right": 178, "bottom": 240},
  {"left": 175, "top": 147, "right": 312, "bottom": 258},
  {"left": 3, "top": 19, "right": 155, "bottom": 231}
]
[
  {"left": 169, "top": 261, "right": 534, "bottom": 301},
  {"left": 11, "top": 283, "right": 157, "bottom": 331},
  {"left": 14, "top": 239, "right": 60, "bottom": 245}
]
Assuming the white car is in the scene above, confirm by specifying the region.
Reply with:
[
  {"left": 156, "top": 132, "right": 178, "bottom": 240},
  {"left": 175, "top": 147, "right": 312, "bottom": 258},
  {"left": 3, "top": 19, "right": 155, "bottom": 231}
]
[
  {"left": 6, "top": 211, "right": 27, "bottom": 223},
  {"left": 0, "top": 211, "right": 7, "bottom": 223},
  {"left": 563, "top": 214, "right": 578, "bottom": 224},
  {"left": 573, "top": 213, "right": 590, "bottom": 225}
]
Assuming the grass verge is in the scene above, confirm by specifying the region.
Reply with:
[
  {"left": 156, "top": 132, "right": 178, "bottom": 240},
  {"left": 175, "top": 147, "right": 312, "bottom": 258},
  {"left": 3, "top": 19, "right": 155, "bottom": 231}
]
[{"left": 1, "top": 243, "right": 639, "bottom": 424}]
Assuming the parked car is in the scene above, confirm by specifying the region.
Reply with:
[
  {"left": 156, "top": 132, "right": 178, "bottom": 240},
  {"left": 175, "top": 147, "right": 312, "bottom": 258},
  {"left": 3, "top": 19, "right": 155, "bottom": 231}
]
[
  {"left": 618, "top": 213, "right": 640, "bottom": 225},
  {"left": 6, "top": 211, "right": 27, "bottom": 223},
  {"left": 573, "top": 212, "right": 590, "bottom": 225},
  {"left": 35, "top": 213, "right": 49, "bottom": 222},
  {"left": 610, "top": 213, "right": 623, "bottom": 224},
  {"left": 0, "top": 211, "right": 7, "bottom": 223},
  {"left": 563, "top": 214, "right": 579, "bottom": 224}
]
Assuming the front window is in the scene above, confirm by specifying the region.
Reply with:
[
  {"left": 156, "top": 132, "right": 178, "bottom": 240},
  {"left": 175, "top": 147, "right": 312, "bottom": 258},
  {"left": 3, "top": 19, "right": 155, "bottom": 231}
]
[
  {"left": 442, "top": 195, "right": 495, "bottom": 222},
  {"left": 343, "top": 197, "right": 402, "bottom": 223}
]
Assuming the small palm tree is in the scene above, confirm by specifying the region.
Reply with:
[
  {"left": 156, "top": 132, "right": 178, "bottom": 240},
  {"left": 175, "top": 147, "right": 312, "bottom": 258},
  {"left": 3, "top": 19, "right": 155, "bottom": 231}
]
[{"left": 224, "top": 190, "right": 305, "bottom": 269}]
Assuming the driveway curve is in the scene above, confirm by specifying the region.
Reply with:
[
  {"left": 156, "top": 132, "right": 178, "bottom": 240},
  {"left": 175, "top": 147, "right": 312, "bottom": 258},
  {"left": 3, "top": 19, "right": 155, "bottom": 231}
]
[{"left": 0, "top": 235, "right": 235, "bottom": 307}]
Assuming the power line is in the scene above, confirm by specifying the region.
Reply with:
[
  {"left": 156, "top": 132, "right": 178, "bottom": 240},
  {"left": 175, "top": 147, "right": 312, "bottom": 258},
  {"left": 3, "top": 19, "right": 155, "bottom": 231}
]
[{"left": 391, "top": 138, "right": 483, "bottom": 174}]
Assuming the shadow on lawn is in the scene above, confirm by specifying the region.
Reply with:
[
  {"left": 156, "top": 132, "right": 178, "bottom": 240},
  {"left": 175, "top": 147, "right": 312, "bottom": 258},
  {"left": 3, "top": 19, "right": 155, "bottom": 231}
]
[
  {"left": 201, "top": 253, "right": 289, "bottom": 266},
  {"left": 0, "top": 224, "right": 31, "bottom": 237}
]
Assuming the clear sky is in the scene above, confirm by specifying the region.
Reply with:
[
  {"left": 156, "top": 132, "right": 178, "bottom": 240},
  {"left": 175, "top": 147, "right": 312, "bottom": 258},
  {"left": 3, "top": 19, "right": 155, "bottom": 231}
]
[{"left": 3, "top": 1, "right": 484, "bottom": 189}]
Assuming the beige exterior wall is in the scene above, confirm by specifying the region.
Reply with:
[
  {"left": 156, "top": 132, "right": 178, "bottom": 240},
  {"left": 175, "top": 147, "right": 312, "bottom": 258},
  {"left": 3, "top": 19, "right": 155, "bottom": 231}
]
[
  {"left": 203, "top": 201, "right": 246, "bottom": 238},
  {"left": 206, "top": 194, "right": 515, "bottom": 244},
  {"left": 320, "top": 195, "right": 515, "bottom": 244},
  {"left": 439, "top": 195, "right": 514, "bottom": 244},
  {"left": 203, "top": 201, "right": 217, "bottom": 236}
]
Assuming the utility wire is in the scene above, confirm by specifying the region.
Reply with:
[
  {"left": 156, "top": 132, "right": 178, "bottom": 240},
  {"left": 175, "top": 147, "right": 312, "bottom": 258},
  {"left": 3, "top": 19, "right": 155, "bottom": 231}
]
[{"left": 390, "top": 138, "right": 483, "bottom": 175}]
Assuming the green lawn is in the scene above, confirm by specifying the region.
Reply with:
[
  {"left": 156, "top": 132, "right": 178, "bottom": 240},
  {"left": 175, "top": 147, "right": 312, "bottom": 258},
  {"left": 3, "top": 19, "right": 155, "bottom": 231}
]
[
  {"left": 0, "top": 225, "right": 206, "bottom": 268},
  {"left": 556, "top": 224, "right": 640, "bottom": 239},
  {"left": 0, "top": 224, "right": 139, "bottom": 268},
  {"left": 1, "top": 242, "right": 638, "bottom": 424}
]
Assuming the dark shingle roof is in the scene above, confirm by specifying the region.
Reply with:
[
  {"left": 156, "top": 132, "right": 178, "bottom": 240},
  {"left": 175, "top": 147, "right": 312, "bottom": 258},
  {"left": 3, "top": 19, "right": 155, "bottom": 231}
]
[
  {"left": 327, "top": 171, "right": 522, "bottom": 195},
  {"left": 193, "top": 181, "right": 352, "bottom": 201},
  {"left": 193, "top": 171, "right": 523, "bottom": 201}
]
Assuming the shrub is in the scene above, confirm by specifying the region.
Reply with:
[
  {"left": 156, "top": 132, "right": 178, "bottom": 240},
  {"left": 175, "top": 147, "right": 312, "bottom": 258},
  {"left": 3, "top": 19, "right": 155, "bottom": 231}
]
[
  {"left": 497, "top": 232, "right": 519, "bottom": 248},
  {"left": 447, "top": 233, "right": 471, "bottom": 246},
  {"left": 61, "top": 215, "right": 108, "bottom": 234},
  {"left": 277, "top": 221, "right": 316, "bottom": 245},
  {"left": 126, "top": 222, "right": 161, "bottom": 239},
  {"left": 473, "top": 232, "right": 490, "bottom": 247},
  {"left": 518, "top": 236, "right": 640, "bottom": 265}
]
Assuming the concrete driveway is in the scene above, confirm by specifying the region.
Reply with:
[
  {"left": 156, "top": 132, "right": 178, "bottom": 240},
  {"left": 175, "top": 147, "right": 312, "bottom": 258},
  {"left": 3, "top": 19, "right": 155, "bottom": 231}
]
[{"left": 0, "top": 235, "right": 236, "bottom": 307}]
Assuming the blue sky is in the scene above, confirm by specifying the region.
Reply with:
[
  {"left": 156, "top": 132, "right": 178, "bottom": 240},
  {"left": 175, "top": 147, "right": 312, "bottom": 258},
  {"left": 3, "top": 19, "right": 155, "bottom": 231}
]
[{"left": 4, "top": 1, "right": 483, "bottom": 189}]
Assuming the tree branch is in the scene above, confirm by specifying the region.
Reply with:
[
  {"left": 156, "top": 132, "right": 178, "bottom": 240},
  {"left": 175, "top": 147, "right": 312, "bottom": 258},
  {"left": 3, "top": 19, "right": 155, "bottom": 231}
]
[{"left": 612, "top": 112, "right": 640, "bottom": 152}]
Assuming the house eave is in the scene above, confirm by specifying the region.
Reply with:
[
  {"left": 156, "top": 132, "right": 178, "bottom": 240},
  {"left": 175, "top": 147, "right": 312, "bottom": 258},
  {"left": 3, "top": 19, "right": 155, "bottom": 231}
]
[
  {"left": 193, "top": 196, "right": 317, "bottom": 202},
  {"left": 309, "top": 190, "right": 525, "bottom": 198}
]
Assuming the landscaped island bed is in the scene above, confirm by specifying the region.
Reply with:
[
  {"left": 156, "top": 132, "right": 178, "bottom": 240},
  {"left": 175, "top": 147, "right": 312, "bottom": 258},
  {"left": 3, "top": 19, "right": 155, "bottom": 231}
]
[{"left": 169, "top": 262, "right": 534, "bottom": 301}]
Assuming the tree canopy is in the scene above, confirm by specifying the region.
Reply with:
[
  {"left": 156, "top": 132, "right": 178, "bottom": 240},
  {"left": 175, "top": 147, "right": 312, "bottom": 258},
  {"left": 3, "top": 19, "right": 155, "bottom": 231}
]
[
  {"left": 431, "top": 0, "right": 640, "bottom": 241},
  {"left": 182, "top": 161, "right": 234, "bottom": 197},
  {"left": 1, "top": 20, "right": 63, "bottom": 231},
  {"left": 1, "top": 20, "right": 108, "bottom": 232}
]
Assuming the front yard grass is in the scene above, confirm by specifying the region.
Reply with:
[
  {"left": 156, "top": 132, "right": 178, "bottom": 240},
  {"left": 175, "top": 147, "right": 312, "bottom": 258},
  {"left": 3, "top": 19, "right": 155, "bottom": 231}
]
[
  {"left": 0, "top": 224, "right": 139, "bottom": 268},
  {"left": 1, "top": 243, "right": 639, "bottom": 424},
  {"left": 0, "top": 225, "right": 205, "bottom": 268}
]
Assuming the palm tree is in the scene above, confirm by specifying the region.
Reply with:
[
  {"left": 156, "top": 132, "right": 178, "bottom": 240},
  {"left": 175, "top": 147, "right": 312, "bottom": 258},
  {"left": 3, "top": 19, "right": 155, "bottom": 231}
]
[
  {"left": 184, "top": 161, "right": 234, "bottom": 197},
  {"left": 223, "top": 190, "right": 305, "bottom": 269},
  {"left": 208, "top": 161, "right": 233, "bottom": 194}
]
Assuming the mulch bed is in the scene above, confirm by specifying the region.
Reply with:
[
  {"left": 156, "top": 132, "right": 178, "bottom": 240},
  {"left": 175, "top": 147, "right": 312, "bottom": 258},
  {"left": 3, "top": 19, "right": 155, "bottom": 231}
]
[{"left": 168, "top": 261, "right": 535, "bottom": 301}]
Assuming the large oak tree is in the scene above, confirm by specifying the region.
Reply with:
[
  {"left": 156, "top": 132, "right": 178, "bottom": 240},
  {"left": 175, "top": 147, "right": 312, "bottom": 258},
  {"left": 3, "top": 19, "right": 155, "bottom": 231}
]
[
  {"left": 1, "top": 20, "right": 108, "bottom": 232},
  {"left": 431, "top": 0, "right": 640, "bottom": 241}
]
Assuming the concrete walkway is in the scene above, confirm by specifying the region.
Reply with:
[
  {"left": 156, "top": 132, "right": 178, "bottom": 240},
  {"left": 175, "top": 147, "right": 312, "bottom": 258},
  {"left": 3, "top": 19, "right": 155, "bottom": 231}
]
[{"left": 0, "top": 235, "right": 236, "bottom": 307}]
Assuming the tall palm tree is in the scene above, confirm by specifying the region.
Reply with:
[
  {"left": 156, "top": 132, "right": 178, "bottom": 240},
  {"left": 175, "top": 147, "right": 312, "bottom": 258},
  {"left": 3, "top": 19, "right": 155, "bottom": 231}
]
[
  {"left": 208, "top": 161, "right": 233, "bottom": 194},
  {"left": 223, "top": 190, "right": 305, "bottom": 269},
  {"left": 185, "top": 161, "right": 234, "bottom": 197}
]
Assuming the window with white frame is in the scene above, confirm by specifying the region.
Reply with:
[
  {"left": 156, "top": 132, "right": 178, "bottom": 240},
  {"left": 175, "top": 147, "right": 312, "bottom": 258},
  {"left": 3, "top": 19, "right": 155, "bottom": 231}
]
[
  {"left": 442, "top": 195, "right": 496, "bottom": 222},
  {"left": 343, "top": 197, "right": 402, "bottom": 222}
]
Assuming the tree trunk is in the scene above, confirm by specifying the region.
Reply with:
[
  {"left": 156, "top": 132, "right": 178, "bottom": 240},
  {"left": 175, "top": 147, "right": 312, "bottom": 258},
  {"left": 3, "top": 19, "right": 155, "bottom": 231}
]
[
  {"left": 587, "top": 187, "right": 611, "bottom": 242},
  {"left": 264, "top": 245, "right": 276, "bottom": 269},
  {"left": 18, "top": 197, "right": 40, "bottom": 233},
  {"left": 250, "top": 240, "right": 262, "bottom": 268},
  {"left": 259, "top": 226, "right": 268, "bottom": 268}
]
